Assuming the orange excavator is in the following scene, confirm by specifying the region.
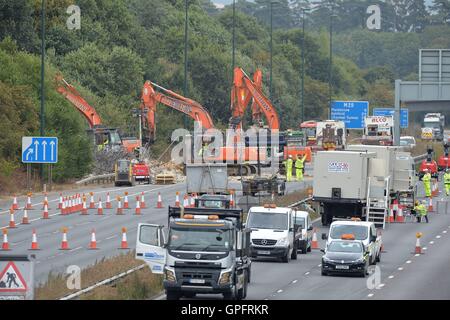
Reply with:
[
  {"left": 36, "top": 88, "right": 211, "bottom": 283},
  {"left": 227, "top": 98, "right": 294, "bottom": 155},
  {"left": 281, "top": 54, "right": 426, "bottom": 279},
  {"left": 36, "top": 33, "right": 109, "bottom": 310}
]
[
  {"left": 139, "top": 81, "right": 215, "bottom": 144},
  {"left": 55, "top": 75, "right": 141, "bottom": 154}
]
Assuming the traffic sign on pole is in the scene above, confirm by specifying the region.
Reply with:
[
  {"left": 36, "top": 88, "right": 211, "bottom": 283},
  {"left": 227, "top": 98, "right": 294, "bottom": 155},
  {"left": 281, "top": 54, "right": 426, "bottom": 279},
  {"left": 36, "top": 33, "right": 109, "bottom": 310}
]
[
  {"left": 22, "top": 137, "right": 58, "bottom": 164},
  {"left": 373, "top": 108, "right": 408, "bottom": 128},
  {"left": 330, "top": 101, "right": 369, "bottom": 129}
]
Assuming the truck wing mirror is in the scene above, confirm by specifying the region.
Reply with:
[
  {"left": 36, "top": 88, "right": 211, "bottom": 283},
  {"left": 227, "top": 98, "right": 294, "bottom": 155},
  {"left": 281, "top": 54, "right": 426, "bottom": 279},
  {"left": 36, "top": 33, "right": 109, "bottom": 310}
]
[{"left": 308, "top": 226, "right": 313, "bottom": 231}]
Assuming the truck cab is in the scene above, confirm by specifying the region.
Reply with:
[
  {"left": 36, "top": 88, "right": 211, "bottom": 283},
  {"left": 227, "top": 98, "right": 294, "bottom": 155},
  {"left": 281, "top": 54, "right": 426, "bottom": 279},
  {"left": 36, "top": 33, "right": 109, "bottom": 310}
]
[
  {"left": 362, "top": 116, "right": 393, "bottom": 146},
  {"left": 422, "top": 113, "right": 444, "bottom": 141},
  {"left": 322, "top": 220, "right": 382, "bottom": 265},
  {"left": 114, "top": 159, "right": 135, "bottom": 187},
  {"left": 246, "top": 205, "right": 301, "bottom": 262},
  {"left": 136, "top": 207, "right": 251, "bottom": 300}
]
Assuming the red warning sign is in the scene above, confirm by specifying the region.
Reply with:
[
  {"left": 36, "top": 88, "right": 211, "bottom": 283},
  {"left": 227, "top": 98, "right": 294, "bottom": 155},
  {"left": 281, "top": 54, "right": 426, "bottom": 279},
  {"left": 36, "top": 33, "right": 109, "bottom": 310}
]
[{"left": 0, "top": 262, "right": 27, "bottom": 292}]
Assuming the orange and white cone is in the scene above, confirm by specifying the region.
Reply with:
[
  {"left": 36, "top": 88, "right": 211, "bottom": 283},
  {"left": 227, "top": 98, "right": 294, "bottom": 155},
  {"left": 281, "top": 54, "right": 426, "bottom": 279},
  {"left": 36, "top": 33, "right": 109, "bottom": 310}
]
[
  {"left": 106, "top": 193, "right": 112, "bottom": 209},
  {"left": 229, "top": 192, "right": 235, "bottom": 208},
  {"left": 120, "top": 227, "right": 128, "bottom": 249},
  {"left": 61, "top": 200, "right": 67, "bottom": 215},
  {"left": 58, "top": 193, "right": 63, "bottom": 209},
  {"left": 156, "top": 192, "right": 163, "bottom": 209},
  {"left": 190, "top": 194, "right": 195, "bottom": 208},
  {"left": 81, "top": 197, "right": 88, "bottom": 215},
  {"left": 42, "top": 194, "right": 49, "bottom": 210},
  {"left": 396, "top": 204, "right": 405, "bottom": 223},
  {"left": 124, "top": 193, "right": 129, "bottom": 209},
  {"left": 97, "top": 198, "right": 103, "bottom": 215},
  {"left": 89, "top": 229, "right": 98, "bottom": 250},
  {"left": 9, "top": 209, "right": 16, "bottom": 229},
  {"left": 175, "top": 192, "right": 180, "bottom": 207},
  {"left": 22, "top": 209, "right": 30, "bottom": 224},
  {"left": 42, "top": 204, "right": 49, "bottom": 219},
  {"left": 2, "top": 229, "right": 10, "bottom": 251},
  {"left": 60, "top": 227, "right": 69, "bottom": 250},
  {"left": 389, "top": 200, "right": 397, "bottom": 223},
  {"left": 140, "top": 192, "right": 146, "bottom": 208},
  {"left": 415, "top": 232, "right": 422, "bottom": 254},
  {"left": 183, "top": 195, "right": 189, "bottom": 208},
  {"left": 12, "top": 195, "right": 18, "bottom": 210},
  {"left": 135, "top": 198, "right": 141, "bottom": 215},
  {"left": 116, "top": 197, "right": 123, "bottom": 215},
  {"left": 30, "top": 229, "right": 39, "bottom": 250},
  {"left": 311, "top": 228, "right": 319, "bottom": 249},
  {"left": 89, "top": 193, "right": 95, "bottom": 209},
  {"left": 26, "top": 193, "right": 33, "bottom": 210},
  {"left": 428, "top": 197, "right": 434, "bottom": 212}
]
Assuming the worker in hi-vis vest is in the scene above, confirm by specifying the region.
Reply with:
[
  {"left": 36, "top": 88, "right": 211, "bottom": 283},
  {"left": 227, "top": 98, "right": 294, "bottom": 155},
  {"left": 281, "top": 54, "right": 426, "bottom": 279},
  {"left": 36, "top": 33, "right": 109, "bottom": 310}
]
[
  {"left": 284, "top": 155, "right": 293, "bottom": 182},
  {"left": 422, "top": 168, "right": 432, "bottom": 197},
  {"left": 295, "top": 154, "right": 307, "bottom": 181},
  {"left": 444, "top": 169, "right": 450, "bottom": 196}
]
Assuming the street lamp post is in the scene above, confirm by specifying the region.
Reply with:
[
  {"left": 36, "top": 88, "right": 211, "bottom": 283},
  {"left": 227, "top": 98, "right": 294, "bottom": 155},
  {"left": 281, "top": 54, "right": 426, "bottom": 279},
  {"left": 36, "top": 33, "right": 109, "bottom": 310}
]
[
  {"left": 329, "top": 9, "right": 337, "bottom": 119},
  {"left": 184, "top": 0, "right": 189, "bottom": 128},
  {"left": 232, "top": 0, "right": 236, "bottom": 72},
  {"left": 300, "top": 8, "right": 309, "bottom": 124},
  {"left": 40, "top": 0, "right": 46, "bottom": 183},
  {"left": 269, "top": 1, "right": 276, "bottom": 101}
]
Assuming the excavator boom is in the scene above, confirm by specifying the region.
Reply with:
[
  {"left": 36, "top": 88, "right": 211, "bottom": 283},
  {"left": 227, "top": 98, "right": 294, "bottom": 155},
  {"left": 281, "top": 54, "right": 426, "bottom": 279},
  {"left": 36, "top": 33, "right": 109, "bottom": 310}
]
[{"left": 55, "top": 75, "right": 103, "bottom": 128}]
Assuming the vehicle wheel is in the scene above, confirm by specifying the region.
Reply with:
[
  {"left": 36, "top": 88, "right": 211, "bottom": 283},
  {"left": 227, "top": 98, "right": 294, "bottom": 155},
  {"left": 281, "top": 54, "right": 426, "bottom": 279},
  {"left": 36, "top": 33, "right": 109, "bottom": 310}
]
[
  {"left": 166, "top": 291, "right": 181, "bottom": 300},
  {"left": 321, "top": 269, "right": 327, "bottom": 276},
  {"left": 282, "top": 250, "right": 290, "bottom": 263},
  {"left": 183, "top": 292, "right": 196, "bottom": 298},
  {"left": 291, "top": 245, "right": 298, "bottom": 260},
  {"left": 376, "top": 251, "right": 381, "bottom": 263},
  {"left": 307, "top": 243, "right": 312, "bottom": 252},
  {"left": 223, "top": 292, "right": 233, "bottom": 300}
]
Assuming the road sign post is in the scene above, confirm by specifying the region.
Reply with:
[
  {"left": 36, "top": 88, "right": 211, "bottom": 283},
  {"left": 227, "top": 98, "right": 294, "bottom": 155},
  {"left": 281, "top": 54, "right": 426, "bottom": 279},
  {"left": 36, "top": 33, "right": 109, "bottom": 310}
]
[{"left": 330, "top": 101, "right": 369, "bottom": 129}]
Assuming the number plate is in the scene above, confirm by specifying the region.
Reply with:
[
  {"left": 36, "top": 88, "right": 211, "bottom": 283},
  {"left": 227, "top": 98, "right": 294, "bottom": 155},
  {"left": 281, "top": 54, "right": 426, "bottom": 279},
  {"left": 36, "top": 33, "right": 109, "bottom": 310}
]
[
  {"left": 335, "top": 265, "right": 349, "bottom": 270},
  {"left": 189, "top": 279, "right": 205, "bottom": 284},
  {"left": 257, "top": 250, "right": 271, "bottom": 255}
]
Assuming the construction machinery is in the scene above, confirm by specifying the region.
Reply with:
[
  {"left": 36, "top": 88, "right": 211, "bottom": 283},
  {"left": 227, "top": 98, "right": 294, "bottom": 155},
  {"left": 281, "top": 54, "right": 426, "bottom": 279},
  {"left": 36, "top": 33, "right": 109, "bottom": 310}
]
[
  {"left": 437, "top": 142, "right": 450, "bottom": 171},
  {"left": 419, "top": 146, "right": 439, "bottom": 179},
  {"left": 300, "top": 120, "right": 346, "bottom": 151},
  {"left": 114, "top": 159, "right": 135, "bottom": 187},
  {"left": 361, "top": 116, "right": 393, "bottom": 146},
  {"left": 56, "top": 75, "right": 141, "bottom": 154}
]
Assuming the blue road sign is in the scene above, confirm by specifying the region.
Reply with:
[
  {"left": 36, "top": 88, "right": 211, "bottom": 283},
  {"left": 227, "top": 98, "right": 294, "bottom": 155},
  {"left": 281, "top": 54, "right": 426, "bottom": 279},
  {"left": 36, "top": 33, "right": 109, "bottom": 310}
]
[
  {"left": 330, "top": 101, "right": 369, "bottom": 129},
  {"left": 373, "top": 108, "right": 408, "bottom": 128},
  {"left": 22, "top": 137, "right": 58, "bottom": 164}
]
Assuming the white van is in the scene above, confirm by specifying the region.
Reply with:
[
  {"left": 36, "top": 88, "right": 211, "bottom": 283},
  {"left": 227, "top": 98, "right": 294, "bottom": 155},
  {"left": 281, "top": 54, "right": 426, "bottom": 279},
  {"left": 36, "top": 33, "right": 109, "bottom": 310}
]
[
  {"left": 293, "top": 210, "right": 313, "bottom": 254},
  {"left": 322, "top": 220, "right": 382, "bottom": 265}
]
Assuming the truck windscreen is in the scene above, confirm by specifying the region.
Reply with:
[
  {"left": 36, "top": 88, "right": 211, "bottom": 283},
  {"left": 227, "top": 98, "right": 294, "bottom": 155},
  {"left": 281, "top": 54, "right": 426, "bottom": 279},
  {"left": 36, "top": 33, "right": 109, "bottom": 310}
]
[
  {"left": 330, "top": 225, "right": 367, "bottom": 240},
  {"left": 168, "top": 227, "right": 231, "bottom": 252},
  {"left": 247, "top": 212, "right": 288, "bottom": 230},
  {"left": 424, "top": 121, "right": 440, "bottom": 129}
]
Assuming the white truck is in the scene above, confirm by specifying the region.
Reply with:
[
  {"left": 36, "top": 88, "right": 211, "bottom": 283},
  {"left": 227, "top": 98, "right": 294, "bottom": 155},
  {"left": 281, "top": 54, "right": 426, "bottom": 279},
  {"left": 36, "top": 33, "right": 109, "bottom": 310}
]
[
  {"left": 422, "top": 113, "right": 445, "bottom": 141},
  {"left": 362, "top": 116, "right": 393, "bottom": 146},
  {"left": 313, "top": 146, "right": 416, "bottom": 226}
]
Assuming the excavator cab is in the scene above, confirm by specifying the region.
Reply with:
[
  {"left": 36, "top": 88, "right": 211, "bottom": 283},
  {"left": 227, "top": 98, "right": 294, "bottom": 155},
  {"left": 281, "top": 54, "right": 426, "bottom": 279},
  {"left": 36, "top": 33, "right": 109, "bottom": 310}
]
[{"left": 114, "top": 159, "right": 135, "bottom": 187}]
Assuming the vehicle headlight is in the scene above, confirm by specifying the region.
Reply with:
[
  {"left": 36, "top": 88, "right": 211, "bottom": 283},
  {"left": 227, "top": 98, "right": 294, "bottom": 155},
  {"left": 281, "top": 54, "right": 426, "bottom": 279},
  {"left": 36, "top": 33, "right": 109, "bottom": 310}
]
[
  {"left": 164, "top": 268, "right": 176, "bottom": 282},
  {"left": 322, "top": 256, "right": 331, "bottom": 263},
  {"left": 219, "top": 271, "right": 232, "bottom": 285},
  {"left": 277, "top": 237, "right": 289, "bottom": 246},
  {"left": 354, "top": 258, "right": 365, "bottom": 263}
]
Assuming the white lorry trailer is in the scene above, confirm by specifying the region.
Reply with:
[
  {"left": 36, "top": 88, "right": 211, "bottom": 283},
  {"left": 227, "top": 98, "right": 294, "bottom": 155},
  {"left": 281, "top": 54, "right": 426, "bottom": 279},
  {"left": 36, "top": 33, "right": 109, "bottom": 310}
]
[{"left": 313, "top": 146, "right": 416, "bottom": 227}]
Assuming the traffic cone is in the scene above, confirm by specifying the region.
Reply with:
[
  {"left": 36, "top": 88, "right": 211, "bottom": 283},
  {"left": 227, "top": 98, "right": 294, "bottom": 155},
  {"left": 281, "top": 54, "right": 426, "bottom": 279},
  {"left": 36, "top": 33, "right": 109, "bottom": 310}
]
[
  {"left": 89, "top": 229, "right": 98, "bottom": 250},
  {"left": 60, "top": 227, "right": 69, "bottom": 250},
  {"left": 2, "top": 229, "right": 10, "bottom": 251},
  {"left": 22, "top": 209, "right": 30, "bottom": 224},
  {"left": 89, "top": 192, "right": 95, "bottom": 209},
  {"left": 106, "top": 193, "right": 112, "bottom": 209},
  {"left": 120, "top": 227, "right": 128, "bottom": 249},
  {"left": 42, "top": 204, "right": 49, "bottom": 219},
  {"left": 61, "top": 200, "right": 67, "bottom": 215},
  {"left": 175, "top": 192, "right": 180, "bottom": 207},
  {"left": 390, "top": 200, "right": 397, "bottom": 223},
  {"left": 81, "top": 199, "right": 88, "bottom": 215},
  {"left": 190, "top": 194, "right": 195, "bottom": 208},
  {"left": 30, "top": 229, "right": 39, "bottom": 250},
  {"left": 415, "top": 232, "right": 422, "bottom": 254},
  {"left": 135, "top": 198, "right": 141, "bottom": 215},
  {"left": 396, "top": 204, "right": 405, "bottom": 223},
  {"left": 156, "top": 192, "right": 163, "bottom": 209},
  {"left": 9, "top": 209, "right": 16, "bottom": 228},
  {"left": 140, "top": 192, "right": 146, "bottom": 208},
  {"left": 124, "top": 192, "right": 129, "bottom": 209},
  {"left": 42, "top": 193, "right": 49, "bottom": 210},
  {"left": 97, "top": 198, "right": 103, "bottom": 215},
  {"left": 428, "top": 197, "right": 434, "bottom": 212},
  {"left": 116, "top": 197, "right": 123, "bottom": 215},
  {"left": 12, "top": 195, "right": 18, "bottom": 210},
  {"left": 58, "top": 193, "right": 63, "bottom": 209},
  {"left": 229, "top": 192, "right": 235, "bottom": 208},
  {"left": 311, "top": 228, "right": 319, "bottom": 249},
  {"left": 26, "top": 193, "right": 33, "bottom": 210},
  {"left": 183, "top": 194, "right": 189, "bottom": 207}
]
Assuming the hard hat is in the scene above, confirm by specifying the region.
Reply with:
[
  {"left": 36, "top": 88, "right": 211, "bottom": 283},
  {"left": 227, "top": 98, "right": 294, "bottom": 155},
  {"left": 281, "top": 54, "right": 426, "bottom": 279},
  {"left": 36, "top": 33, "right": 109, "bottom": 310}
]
[
  {"left": 289, "top": 155, "right": 292, "bottom": 158},
  {"left": 424, "top": 168, "right": 429, "bottom": 172}
]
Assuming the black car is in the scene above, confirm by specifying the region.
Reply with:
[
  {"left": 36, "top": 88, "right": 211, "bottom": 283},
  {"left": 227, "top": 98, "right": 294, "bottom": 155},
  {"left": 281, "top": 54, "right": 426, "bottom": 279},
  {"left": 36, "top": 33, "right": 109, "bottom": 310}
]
[{"left": 321, "top": 239, "right": 369, "bottom": 277}]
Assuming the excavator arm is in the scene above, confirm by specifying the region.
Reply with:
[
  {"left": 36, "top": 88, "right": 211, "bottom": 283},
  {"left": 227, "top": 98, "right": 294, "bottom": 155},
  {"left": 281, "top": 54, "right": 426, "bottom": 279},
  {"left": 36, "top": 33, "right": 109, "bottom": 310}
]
[
  {"left": 140, "top": 81, "right": 215, "bottom": 144},
  {"left": 55, "top": 75, "right": 103, "bottom": 128},
  {"left": 230, "top": 67, "right": 280, "bottom": 130}
]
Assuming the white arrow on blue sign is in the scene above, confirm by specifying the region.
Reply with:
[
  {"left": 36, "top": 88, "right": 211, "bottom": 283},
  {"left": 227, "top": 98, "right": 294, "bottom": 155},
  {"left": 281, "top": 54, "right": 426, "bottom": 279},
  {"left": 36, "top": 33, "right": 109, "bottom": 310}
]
[{"left": 22, "top": 137, "right": 58, "bottom": 164}]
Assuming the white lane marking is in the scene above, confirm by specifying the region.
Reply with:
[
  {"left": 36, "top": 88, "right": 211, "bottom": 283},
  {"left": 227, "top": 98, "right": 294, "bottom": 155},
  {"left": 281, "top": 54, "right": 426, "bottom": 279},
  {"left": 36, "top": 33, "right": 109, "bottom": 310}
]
[
  {"left": 105, "top": 235, "right": 118, "bottom": 240},
  {"left": 368, "top": 293, "right": 374, "bottom": 298},
  {"left": 377, "top": 283, "right": 385, "bottom": 288},
  {"left": 11, "top": 240, "right": 26, "bottom": 245},
  {"left": 415, "top": 254, "right": 420, "bottom": 257},
  {"left": 430, "top": 241, "right": 435, "bottom": 244},
  {"left": 443, "top": 230, "right": 447, "bottom": 234},
  {"left": 406, "top": 260, "right": 412, "bottom": 264},
  {"left": 398, "top": 267, "right": 403, "bottom": 271},
  {"left": 292, "top": 280, "right": 298, "bottom": 284},
  {"left": 70, "top": 246, "right": 83, "bottom": 252},
  {"left": 318, "top": 264, "right": 322, "bottom": 267},
  {"left": 423, "top": 247, "right": 428, "bottom": 251},
  {"left": 388, "top": 275, "right": 394, "bottom": 279},
  {"left": 305, "top": 272, "right": 310, "bottom": 275},
  {"left": 277, "top": 289, "right": 283, "bottom": 293},
  {"left": 436, "top": 235, "right": 441, "bottom": 239}
]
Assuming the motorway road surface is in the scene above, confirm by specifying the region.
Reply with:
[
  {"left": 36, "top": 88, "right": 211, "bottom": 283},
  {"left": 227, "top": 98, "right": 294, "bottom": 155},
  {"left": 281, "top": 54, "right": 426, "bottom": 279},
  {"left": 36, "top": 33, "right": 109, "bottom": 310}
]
[{"left": 0, "top": 175, "right": 311, "bottom": 286}]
